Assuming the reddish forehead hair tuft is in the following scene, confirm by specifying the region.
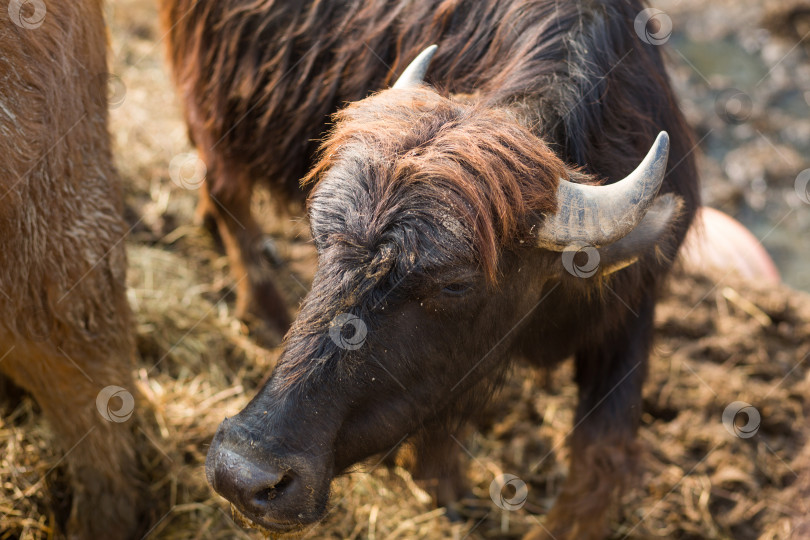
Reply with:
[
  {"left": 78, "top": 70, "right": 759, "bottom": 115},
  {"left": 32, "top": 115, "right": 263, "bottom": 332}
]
[{"left": 304, "top": 88, "right": 571, "bottom": 281}]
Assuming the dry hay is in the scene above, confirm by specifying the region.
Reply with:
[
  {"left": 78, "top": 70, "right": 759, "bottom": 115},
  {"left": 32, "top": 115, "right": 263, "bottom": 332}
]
[
  {"left": 2, "top": 0, "right": 810, "bottom": 539},
  {"left": 3, "top": 238, "right": 810, "bottom": 539}
]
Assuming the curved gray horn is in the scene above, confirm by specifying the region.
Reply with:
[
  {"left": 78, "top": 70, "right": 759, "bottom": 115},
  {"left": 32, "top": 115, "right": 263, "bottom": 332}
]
[
  {"left": 536, "top": 131, "right": 671, "bottom": 250},
  {"left": 392, "top": 45, "right": 438, "bottom": 89}
]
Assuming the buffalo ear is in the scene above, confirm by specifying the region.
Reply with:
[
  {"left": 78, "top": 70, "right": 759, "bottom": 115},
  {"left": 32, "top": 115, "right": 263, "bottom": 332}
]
[{"left": 597, "top": 193, "right": 684, "bottom": 275}]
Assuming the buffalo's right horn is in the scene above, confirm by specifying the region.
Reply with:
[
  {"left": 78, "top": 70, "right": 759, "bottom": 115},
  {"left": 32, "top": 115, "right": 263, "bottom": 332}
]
[{"left": 536, "top": 131, "right": 671, "bottom": 250}]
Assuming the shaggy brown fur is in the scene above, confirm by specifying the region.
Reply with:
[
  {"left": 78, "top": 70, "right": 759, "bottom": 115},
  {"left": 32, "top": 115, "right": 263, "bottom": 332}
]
[
  {"left": 303, "top": 89, "right": 570, "bottom": 284},
  {"left": 166, "top": 0, "right": 700, "bottom": 538},
  {"left": 264, "top": 89, "right": 575, "bottom": 390},
  {"left": 0, "top": 1, "right": 146, "bottom": 537}
]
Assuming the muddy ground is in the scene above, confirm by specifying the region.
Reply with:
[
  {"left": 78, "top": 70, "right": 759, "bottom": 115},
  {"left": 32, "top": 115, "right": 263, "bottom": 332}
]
[{"left": 2, "top": 0, "right": 810, "bottom": 538}]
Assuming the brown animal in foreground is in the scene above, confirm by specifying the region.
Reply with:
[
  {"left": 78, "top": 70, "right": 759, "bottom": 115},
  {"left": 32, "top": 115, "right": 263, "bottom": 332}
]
[
  {"left": 163, "top": 0, "right": 699, "bottom": 538},
  {"left": 0, "top": 1, "right": 145, "bottom": 537}
]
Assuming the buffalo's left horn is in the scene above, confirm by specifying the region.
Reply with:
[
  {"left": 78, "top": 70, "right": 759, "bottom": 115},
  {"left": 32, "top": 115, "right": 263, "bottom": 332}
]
[
  {"left": 392, "top": 45, "right": 438, "bottom": 89},
  {"left": 536, "top": 131, "right": 671, "bottom": 250}
]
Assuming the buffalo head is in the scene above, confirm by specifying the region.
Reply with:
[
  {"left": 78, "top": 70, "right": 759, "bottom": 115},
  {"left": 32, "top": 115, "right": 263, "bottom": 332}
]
[{"left": 206, "top": 46, "right": 678, "bottom": 533}]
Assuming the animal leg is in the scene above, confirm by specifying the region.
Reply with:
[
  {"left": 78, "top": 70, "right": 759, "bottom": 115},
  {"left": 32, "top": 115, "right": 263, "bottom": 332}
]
[
  {"left": 0, "top": 342, "right": 145, "bottom": 539},
  {"left": 527, "top": 297, "right": 653, "bottom": 540},
  {"left": 403, "top": 424, "right": 469, "bottom": 512},
  {"left": 202, "top": 175, "right": 291, "bottom": 335}
]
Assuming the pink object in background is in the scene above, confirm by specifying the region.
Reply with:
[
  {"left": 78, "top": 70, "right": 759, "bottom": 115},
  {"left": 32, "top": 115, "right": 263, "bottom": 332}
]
[{"left": 681, "top": 206, "right": 781, "bottom": 284}]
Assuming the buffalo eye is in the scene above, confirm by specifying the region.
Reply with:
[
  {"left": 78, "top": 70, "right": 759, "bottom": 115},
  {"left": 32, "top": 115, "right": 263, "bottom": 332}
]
[{"left": 441, "top": 282, "right": 473, "bottom": 297}]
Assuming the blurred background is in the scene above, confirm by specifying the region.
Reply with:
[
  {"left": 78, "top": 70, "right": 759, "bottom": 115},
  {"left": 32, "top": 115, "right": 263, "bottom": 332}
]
[{"left": 657, "top": 0, "right": 810, "bottom": 292}]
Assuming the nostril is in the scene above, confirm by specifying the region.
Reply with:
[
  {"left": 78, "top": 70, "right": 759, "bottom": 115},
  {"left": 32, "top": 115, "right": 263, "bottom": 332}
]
[
  {"left": 207, "top": 443, "right": 295, "bottom": 507},
  {"left": 252, "top": 473, "right": 294, "bottom": 505}
]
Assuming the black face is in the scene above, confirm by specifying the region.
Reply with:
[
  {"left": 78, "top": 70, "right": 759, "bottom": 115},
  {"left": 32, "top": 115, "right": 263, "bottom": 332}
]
[{"left": 205, "top": 147, "right": 560, "bottom": 532}]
